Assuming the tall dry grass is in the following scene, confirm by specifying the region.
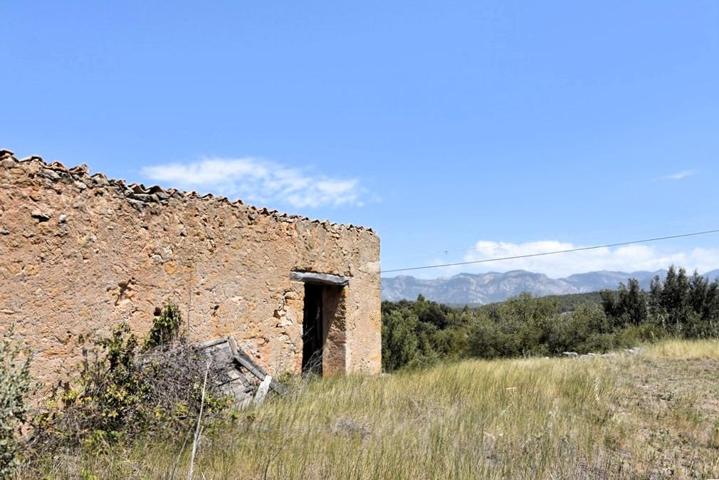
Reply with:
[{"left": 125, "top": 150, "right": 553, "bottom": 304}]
[
  {"left": 642, "top": 338, "right": 719, "bottom": 359},
  {"left": 25, "top": 339, "right": 719, "bottom": 479}
]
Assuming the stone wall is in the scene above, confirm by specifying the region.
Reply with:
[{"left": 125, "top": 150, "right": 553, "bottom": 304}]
[{"left": 0, "top": 149, "right": 381, "bottom": 387}]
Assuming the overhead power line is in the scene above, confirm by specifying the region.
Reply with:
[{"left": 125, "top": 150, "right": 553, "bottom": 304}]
[{"left": 381, "top": 228, "right": 719, "bottom": 274}]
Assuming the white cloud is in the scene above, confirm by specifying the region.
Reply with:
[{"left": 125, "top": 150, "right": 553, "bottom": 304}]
[
  {"left": 661, "top": 169, "right": 696, "bottom": 181},
  {"left": 409, "top": 240, "right": 719, "bottom": 279},
  {"left": 141, "top": 157, "right": 363, "bottom": 208}
]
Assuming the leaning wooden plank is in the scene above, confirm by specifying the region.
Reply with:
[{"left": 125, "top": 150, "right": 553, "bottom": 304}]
[
  {"left": 253, "top": 375, "right": 272, "bottom": 405},
  {"left": 232, "top": 350, "right": 268, "bottom": 378},
  {"left": 231, "top": 353, "right": 286, "bottom": 395},
  {"left": 228, "top": 337, "right": 267, "bottom": 376},
  {"left": 228, "top": 336, "right": 286, "bottom": 394},
  {"left": 227, "top": 336, "right": 240, "bottom": 358},
  {"left": 197, "top": 337, "right": 229, "bottom": 350},
  {"left": 233, "top": 345, "right": 287, "bottom": 395}
]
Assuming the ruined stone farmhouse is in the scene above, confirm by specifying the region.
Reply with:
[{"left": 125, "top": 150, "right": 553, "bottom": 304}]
[{"left": 0, "top": 149, "right": 381, "bottom": 386}]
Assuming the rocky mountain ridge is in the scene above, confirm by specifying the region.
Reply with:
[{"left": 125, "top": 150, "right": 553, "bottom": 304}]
[{"left": 382, "top": 269, "right": 719, "bottom": 305}]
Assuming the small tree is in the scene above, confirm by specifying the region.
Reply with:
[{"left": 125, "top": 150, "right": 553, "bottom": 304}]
[
  {"left": 601, "top": 279, "right": 648, "bottom": 328},
  {"left": 0, "top": 329, "right": 33, "bottom": 477},
  {"left": 144, "top": 302, "right": 183, "bottom": 350},
  {"left": 382, "top": 310, "right": 420, "bottom": 371}
]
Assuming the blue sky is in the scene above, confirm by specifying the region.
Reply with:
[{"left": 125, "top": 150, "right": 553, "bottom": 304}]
[{"left": 2, "top": 1, "right": 719, "bottom": 278}]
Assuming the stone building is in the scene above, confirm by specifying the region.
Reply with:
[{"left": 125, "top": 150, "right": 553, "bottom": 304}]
[{"left": 0, "top": 150, "right": 381, "bottom": 386}]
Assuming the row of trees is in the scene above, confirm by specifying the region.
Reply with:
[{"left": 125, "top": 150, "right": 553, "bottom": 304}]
[
  {"left": 602, "top": 266, "right": 719, "bottom": 337},
  {"left": 382, "top": 266, "right": 719, "bottom": 372}
]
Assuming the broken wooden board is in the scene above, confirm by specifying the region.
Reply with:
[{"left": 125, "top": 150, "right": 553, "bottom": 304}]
[
  {"left": 198, "top": 337, "right": 259, "bottom": 405},
  {"left": 197, "top": 337, "right": 286, "bottom": 404},
  {"left": 227, "top": 337, "right": 287, "bottom": 395}
]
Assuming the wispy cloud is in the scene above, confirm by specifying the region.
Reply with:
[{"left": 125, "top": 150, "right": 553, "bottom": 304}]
[
  {"left": 661, "top": 169, "right": 696, "bottom": 181},
  {"left": 406, "top": 240, "right": 719, "bottom": 279},
  {"left": 461, "top": 240, "right": 719, "bottom": 277},
  {"left": 141, "top": 157, "right": 365, "bottom": 208}
]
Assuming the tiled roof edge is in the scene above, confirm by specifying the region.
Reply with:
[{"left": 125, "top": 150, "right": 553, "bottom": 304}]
[{"left": 0, "top": 148, "right": 375, "bottom": 233}]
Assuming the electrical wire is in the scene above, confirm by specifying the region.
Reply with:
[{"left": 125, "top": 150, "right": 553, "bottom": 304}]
[{"left": 381, "top": 228, "right": 719, "bottom": 274}]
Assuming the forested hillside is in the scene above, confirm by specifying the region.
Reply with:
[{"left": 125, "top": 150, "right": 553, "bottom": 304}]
[
  {"left": 479, "top": 291, "right": 603, "bottom": 313},
  {"left": 382, "top": 266, "right": 719, "bottom": 371}
]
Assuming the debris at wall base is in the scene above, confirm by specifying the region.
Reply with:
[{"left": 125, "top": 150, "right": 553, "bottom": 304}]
[{"left": 198, "top": 336, "right": 285, "bottom": 407}]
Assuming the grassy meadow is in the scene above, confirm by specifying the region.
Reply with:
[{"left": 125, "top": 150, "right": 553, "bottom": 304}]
[{"left": 25, "top": 340, "right": 719, "bottom": 479}]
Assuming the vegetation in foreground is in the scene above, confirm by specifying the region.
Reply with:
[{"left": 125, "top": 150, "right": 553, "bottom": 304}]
[
  {"left": 0, "top": 304, "right": 232, "bottom": 479},
  {"left": 19, "top": 340, "right": 719, "bottom": 479},
  {"left": 0, "top": 329, "right": 33, "bottom": 478}
]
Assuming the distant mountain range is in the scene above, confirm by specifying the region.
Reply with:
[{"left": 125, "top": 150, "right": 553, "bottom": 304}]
[{"left": 381, "top": 269, "right": 719, "bottom": 305}]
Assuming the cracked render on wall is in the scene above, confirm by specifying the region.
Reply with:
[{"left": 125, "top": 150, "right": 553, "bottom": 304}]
[{"left": 0, "top": 149, "right": 381, "bottom": 387}]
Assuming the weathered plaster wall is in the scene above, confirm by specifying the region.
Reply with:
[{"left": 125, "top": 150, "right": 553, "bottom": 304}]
[{"left": 0, "top": 150, "right": 381, "bottom": 387}]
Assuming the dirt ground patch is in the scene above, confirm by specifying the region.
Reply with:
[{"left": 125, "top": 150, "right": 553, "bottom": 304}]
[{"left": 611, "top": 355, "right": 719, "bottom": 479}]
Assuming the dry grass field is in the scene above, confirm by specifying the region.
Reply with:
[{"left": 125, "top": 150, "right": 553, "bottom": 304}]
[{"left": 25, "top": 340, "right": 719, "bottom": 479}]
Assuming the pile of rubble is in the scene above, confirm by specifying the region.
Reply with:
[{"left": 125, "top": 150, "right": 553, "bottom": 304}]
[{"left": 562, "top": 347, "right": 643, "bottom": 359}]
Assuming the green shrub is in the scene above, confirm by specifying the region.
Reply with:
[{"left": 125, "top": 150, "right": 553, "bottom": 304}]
[
  {"left": 33, "top": 305, "right": 230, "bottom": 452},
  {"left": 616, "top": 323, "right": 668, "bottom": 345},
  {"left": 382, "top": 298, "right": 471, "bottom": 371},
  {"left": 144, "top": 302, "right": 183, "bottom": 350},
  {"left": 382, "top": 310, "right": 419, "bottom": 371},
  {"left": 0, "top": 329, "right": 33, "bottom": 477}
]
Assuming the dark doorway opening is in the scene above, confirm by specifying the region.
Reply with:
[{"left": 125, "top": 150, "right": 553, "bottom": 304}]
[{"left": 302, "top": 283, "right": 324, "bottom": 375}]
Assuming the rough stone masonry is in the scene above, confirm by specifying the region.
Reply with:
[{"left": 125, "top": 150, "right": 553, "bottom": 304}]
[{"left": 0, "top": 149, "right": 381, "bottom": 387}]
